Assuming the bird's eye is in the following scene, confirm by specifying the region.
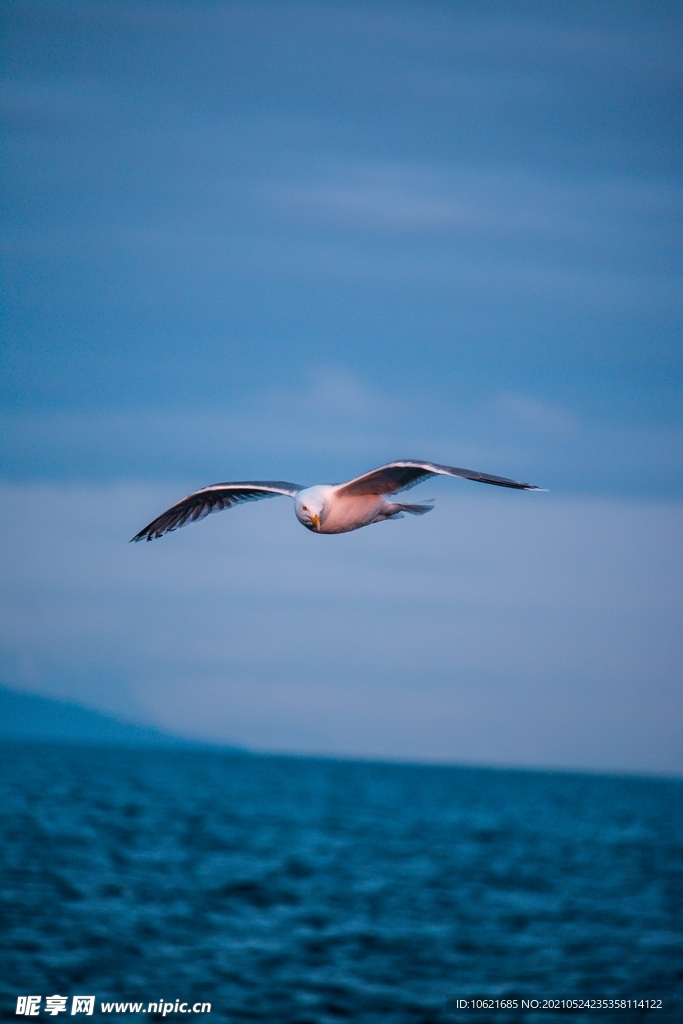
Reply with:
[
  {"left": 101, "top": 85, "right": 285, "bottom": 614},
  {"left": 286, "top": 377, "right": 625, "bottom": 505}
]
[{"left": 302, "top": 505, "right": 308, "bottom": 511}]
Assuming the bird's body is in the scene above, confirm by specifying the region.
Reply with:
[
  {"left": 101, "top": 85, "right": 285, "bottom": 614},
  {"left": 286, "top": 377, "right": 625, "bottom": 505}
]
[
  {"left": 294, "top": 485, "right": 424, "bottom": 533},
  {"left": 131, "top": 459, "right": 543, "bottom": 543}
]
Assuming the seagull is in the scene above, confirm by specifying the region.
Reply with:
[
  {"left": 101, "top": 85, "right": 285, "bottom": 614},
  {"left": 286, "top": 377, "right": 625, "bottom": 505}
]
[{"left": 131, "top": 460, "right": 543, "bottom": 542}]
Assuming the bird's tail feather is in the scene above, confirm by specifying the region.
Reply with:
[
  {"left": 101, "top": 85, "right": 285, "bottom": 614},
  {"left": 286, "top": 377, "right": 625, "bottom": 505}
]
[{"left": 396, "top": 501, "right": 434, "bottom": 515}]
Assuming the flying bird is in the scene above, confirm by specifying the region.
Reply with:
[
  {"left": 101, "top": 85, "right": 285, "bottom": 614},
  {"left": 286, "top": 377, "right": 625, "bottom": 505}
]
[{"left": 131, "top": 460, "right": 542, "bottom": 542}]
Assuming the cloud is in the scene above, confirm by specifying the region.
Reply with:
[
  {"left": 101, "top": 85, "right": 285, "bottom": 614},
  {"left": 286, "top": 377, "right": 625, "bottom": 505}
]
[
  {"left": 0, "top": 480, "right": 680, "bottom": 773},
  {"left": 7, "top": 154, "right": 679, "bottom": 303},
  {"left": 257, "top": 160, "right": 681, "bottom": 243},
  {"left": 2, "top": 372, "right": 681, "bottom": 496},
  {"left": 0, "top": 78, "right": 110, "bottom": 127},
  {"left": 3, "top": 2, "right": 680, "bottom": 434}
]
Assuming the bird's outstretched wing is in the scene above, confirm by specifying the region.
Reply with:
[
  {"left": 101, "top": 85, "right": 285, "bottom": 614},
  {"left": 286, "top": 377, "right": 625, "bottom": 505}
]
[
  {"left": 131, "top": 481, "right": 303, "bottom": 542},
  {"left": 335, "top": 460, "right": 543, "bottom": 497}
]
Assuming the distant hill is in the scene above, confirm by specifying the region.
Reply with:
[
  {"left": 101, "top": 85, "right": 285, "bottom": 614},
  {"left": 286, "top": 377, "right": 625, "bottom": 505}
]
[{"left": 0, "top": 683, "right": 225, "bottom": 748}]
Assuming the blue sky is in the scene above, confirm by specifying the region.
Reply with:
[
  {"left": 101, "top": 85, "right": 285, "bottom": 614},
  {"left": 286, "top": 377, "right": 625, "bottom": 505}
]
[{"left": 1, "top": 1, "right": 681, "bottom": 771}]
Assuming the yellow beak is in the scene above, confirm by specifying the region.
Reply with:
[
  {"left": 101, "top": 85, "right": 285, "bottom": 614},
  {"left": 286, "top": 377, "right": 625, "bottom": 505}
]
[{"left": 311, "top": 513, "right": 320, "bottom": 531}]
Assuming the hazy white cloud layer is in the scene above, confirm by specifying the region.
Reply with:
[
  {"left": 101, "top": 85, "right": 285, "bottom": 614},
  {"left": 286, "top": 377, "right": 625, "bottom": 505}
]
[{"left": 1, "top": 481, "right": 680, "bottom": 774}]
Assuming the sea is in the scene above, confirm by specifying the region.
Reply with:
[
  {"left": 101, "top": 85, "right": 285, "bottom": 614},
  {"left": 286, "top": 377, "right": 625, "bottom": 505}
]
[{"left": 1, "top": 742, "right": 681, "bottom": 1023}]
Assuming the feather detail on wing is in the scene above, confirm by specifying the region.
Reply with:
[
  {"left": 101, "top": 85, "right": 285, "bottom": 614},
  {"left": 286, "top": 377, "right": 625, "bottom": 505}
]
[
  {"left": 131, "top": 481, "right": 303, "bottom": 542},
  {"left": 335, "top": 460, "right": 543, "bottom": 497}
]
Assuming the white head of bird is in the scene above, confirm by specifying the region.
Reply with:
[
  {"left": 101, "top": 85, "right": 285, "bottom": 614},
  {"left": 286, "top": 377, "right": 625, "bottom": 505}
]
[{"left": 294, "top": 485, "right": 329, "bottom": 531}]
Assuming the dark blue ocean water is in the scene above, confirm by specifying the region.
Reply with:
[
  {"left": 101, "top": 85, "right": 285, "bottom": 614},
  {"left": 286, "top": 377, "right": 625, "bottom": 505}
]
[{"left": 1, "top": 743, "right": 681, "bottom": 1023}]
